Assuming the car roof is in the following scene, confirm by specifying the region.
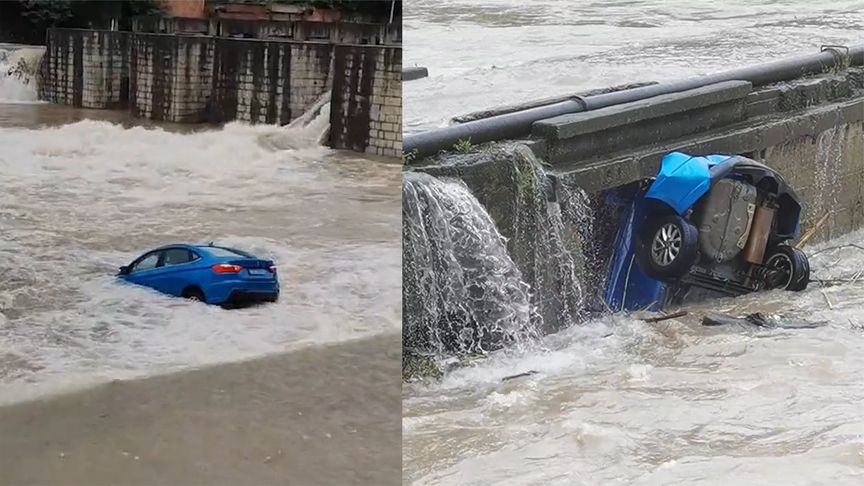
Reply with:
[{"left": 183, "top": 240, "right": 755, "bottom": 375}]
[{"left": 148, "top": 243, "right": 247, "bottom": 254}]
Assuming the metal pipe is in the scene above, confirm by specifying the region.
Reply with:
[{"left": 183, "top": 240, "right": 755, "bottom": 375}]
[{"left": 404, "top": 44, "right": 864, "bottom": 158}]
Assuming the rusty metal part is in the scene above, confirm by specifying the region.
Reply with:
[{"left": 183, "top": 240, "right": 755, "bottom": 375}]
[{"left": 743, "top": 205, "right": 775, "bottom": 264}]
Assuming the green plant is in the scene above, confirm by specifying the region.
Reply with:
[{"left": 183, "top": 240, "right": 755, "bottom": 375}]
[
  {"left": 453, "top": 138, "right": 474, "bottom": 153},
  {"left": 515, "top": 155, "right": 535, "bottom": 196}
]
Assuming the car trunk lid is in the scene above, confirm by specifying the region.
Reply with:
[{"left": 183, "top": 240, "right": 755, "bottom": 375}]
[{"left": 228, "top": 259, "right": 277, "bottom": 279}]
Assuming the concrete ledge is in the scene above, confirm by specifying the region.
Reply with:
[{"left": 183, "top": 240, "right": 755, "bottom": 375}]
[
  {"left": 558, "top": 97, "right": 864, "bottom": 194},
  {"left": 536, "top": 83, "right": 751, "bottom": 164},
  {"left": 403, "top": 67, "right": 428, "bottom": 81},
  {"left": 532, "top": 80, "right": 752, "bottom": 140}
]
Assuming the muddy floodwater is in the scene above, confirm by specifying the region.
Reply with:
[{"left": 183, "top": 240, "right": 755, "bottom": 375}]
[
  {"left": 0, "top": 102, "right": 401, "bottom": 401},
  {"left": 404, "top": 0, "right": 864, "bottom": 133},
  {"left": 404, "top": 233, "right": 864, "bottom": 485},
  {"left": 0, "top": 44, "right": 402, "bottom": 483},
  {"left": 403, "top": 1, "right": 864, "bottom": 484}
]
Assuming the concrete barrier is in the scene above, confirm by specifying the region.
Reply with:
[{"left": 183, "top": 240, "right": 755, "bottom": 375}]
[
  {"left": 39, "top": 28, "right": 402, "bottom": 158},
  {"left": 329, "top": 44, "right": 401, "bottom": 157},
  {"left": 41, "top": 29, "right": 129, "bottom": 109},
  {"left": 209, "top": 38, "right": 333, "bottom": 124},
  {"left": 129, "top": 34, "right": 213, "bottom": 122},
  {"left": 402, "top": 67, "right": 428, "bottom": 81}
]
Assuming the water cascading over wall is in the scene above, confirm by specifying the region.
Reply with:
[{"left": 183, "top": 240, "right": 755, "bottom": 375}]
[
  {"left": 402, "top": 171, "right": 537, "bottom": 356},
  {"left": 0, "top": 46, "right": 44, "bottom": 103},
  {"left": 403, "top": 144, "right": 593, "bottom": 357}
]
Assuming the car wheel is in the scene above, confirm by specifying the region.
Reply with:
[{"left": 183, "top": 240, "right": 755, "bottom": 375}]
[
  {"left": 764, "top": 245, "right": 809, "bottom": 291},
  {"left": 182, "top": 288, "right": 206, "bottom": 302},
  {"left": 636, "top": 214, "right": 700, "bottom": 281}
]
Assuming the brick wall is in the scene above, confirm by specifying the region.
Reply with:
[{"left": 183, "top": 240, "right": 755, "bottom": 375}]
[
  {"left": 129, "top": 34, "right": 214, "bottom": 122},
  {"left": 40, "top": 28, "right": 401, "bottom": 158},
  {"left": 41, "top": 29, "right": 129, "bottom": 108},
  {"left": 210, "top": 39, "right": 333, "bottom": 124},
  {"left": 329, "top": 45, "right": 401, "bottom": 157}
]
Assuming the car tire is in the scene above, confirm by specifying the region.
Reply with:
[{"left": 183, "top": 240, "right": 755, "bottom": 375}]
[
  {"left": 636, "top": 214, "right": 700, "bottom": 281},
  {"left": 764, "top": 245, "right": 810, "bottom": 291},
  {"left": 182, "top": 287, "right": 206, "bottom": 302}
]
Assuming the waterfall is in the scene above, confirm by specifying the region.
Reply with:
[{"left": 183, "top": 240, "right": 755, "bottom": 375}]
[
  {"left": 402, "top": 171, "right": 539, "bottom": 356},
  {"left": 257, "top": 92, "right": 331, "bottom": 150},
  {"left": 509, "top": 145, "right": 590, "bottom": 334},
  {"left": 0, "top": 46, "right": 44, "bottom": 103},
  {"left": 402, "top": 144, "right": 594, "bottom": 361}
]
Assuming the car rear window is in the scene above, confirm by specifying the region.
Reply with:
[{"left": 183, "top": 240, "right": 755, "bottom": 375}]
[{"left": 204, "top": 246, "right": 253, "bottom": 258}]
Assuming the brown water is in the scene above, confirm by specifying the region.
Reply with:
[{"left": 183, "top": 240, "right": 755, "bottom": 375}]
[
  {"left": 0, "top": 98, "right": 401, "bottom": 404},
  {"left": 404, "top": 0, "right": 864, "bottom": 134},
  {"left": 0, "top": 74, "right": 402, "bottom": 482},
  {"left": 403, "top": 1, "right": 864, "bottom": 484}
]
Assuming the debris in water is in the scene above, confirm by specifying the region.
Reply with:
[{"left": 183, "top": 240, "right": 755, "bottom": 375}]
[
  {"left": 796, "top": 211, "right": 832, "bottom": 248},
  {"left": 821, "top": 290, "right": 834, "bottom": 309},
  {"left": 640, "top": 311, "right": 688, "bottom": 323},
  {"left": 702, "top": 312, "right": 826, "bottom": 329},
  {"left": 501, "top": 370, "right": 538, "bottom": 382}
]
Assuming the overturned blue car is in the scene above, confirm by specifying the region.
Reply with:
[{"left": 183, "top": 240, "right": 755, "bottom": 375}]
[{"left": 604, "top": 152, "right": 810, "bottom": 311}]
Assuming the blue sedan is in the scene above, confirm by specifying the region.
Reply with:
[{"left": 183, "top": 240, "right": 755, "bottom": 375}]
[{"left": 117, "top": 243, "right": 279, "bottom": 307}]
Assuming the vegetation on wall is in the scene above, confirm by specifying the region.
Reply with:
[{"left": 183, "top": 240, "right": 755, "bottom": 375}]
[{"left": 0, "top": 0, "right": 163, "bottom": 44}]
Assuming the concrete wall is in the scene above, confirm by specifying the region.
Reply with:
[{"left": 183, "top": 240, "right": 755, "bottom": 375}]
[
  {"left": 40, "top": 28, "right": 401, "bottom": 158},
  {"left": 532, "top": 68, "right": 864, "bottom": 243},
  {"left": 134, "top": 16, "right": 401, "bottom": 45},
  {"left": 329, "top": 45, "right": 401, "bottom": 157},
  {"left": 210, "top": 39, "right": 333, "bottom": 124},
  {"left": 41, "top": 29, "right": 129, "bottom": 108},
  {"left": 129, "top": 34, "right": 214, "bottom": 122}
]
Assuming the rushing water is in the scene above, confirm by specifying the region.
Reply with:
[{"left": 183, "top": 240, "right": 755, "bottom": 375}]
[
  {"left": 0, "top": 45, "right": 43, "bottom": 104},
  {"left": 404, "top": 1, "right": 864, "bottom": 484},
  {"left": 0, "top": 93, "right": 401, "bottom": 403},
  {"left": 403, "top": 234, "right": 864, "bottom": 485},
  {"left": 404, "top": 0, "right": 864, "bottom": 133},
  {"left": 402, "top": 171, "right": 536, "bottom": 356}
]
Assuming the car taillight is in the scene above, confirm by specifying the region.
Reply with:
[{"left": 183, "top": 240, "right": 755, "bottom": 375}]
[
  {"left": 268, "top": 265, "right": 277, "bottom": 273},
  {"left": 212, "top": 264, "right": 242, "bottom": 274}
]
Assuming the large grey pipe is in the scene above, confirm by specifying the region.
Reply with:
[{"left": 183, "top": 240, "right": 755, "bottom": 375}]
[{"left": 404, "top": 45, "right": 864, "bottom": 158}]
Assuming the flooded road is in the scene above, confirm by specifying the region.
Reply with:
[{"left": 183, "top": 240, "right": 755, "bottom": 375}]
[
  {"left": 403, "top": 1, "right": 864, "bottom": 484},
  {"left": 0, "top": 64, "right": 401, "bottom": 403},
  {"left": 404, "top": 0, "right": 864, "bottom": 133}
]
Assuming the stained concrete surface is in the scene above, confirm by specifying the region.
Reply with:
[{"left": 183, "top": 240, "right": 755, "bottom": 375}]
[{"left": 0, "top": 334, "right": 401, "bottom": 486}]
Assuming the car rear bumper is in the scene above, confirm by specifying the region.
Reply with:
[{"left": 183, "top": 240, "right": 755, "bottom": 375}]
[
  {"left": 205, "top": 279, "right": 279, "bottom": 305},
  {"left": 227, "top": 289, "right": 279, "bottom": 305}
]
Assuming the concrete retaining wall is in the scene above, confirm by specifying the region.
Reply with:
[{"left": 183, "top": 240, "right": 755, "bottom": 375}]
[
  {"left": 41, "top": 29, "right": 129, "bottom": 108},
  {"left": 534, "top": 68, "right": 864, "bottom": 243},
  {"left": 210, "top": 39, "right": 332, "bottom": 124},
  {"left": 329, "top": 45, "right": 401, "bottom": 157},
  {"left": 40, "top": 28, "right": 401, "bottom": 158},
  {"left": 130, "top": 34, "right": 214, "bottom": 122}
]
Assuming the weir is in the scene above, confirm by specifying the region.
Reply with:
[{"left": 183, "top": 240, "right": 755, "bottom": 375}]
[
  {"left": 404, "top": 45, "right": 864, "bottom": 359},
  {"left": 35, "top": 28, "right": 402, "bottom": 158}
]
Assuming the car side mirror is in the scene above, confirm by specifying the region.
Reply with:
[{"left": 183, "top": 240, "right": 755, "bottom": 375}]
[{"left": 119, "top": 265, "right": 130, "bottom": 275}]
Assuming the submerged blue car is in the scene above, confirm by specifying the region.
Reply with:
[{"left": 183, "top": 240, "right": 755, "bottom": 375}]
[
  {"left": 604, "top": 152, "right": 810, "bottom": 312},
  {"left": 117, "top": 243, "right": 279, "bottom": 307}
]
